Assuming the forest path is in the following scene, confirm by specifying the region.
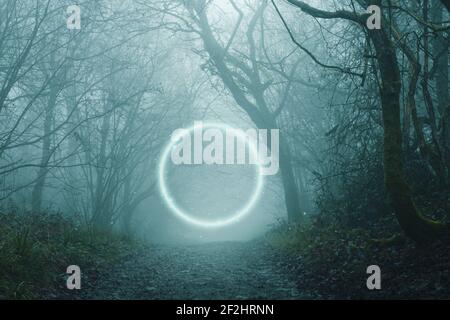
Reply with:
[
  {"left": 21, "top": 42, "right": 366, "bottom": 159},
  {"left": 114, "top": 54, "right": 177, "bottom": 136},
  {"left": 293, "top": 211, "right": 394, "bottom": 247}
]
[{"left": 78, "top": 241, "right": 304, "bottom": 299}]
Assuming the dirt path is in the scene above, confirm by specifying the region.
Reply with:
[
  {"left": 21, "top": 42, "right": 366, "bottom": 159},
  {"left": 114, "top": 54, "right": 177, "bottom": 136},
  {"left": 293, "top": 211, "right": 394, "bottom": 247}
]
[{"left": 76, "top": 241, "right": 304, "bottom": 300}]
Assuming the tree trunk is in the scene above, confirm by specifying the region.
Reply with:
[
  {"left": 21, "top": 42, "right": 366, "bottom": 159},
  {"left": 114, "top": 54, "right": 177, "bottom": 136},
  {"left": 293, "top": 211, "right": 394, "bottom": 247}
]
[
  {"left": 394, "top": 25, "right": 446, "bottom": 182},
  {"left": 31, "top": 84, "right": 58, "bottom": 212},
  {"left": 92, "top": 103, "right": 112, "bottom": 231},
  {"left": 121, "top": 173, "right": 133, "bottom": 235},
  {"left": 279, "top": 136, "right": 302, "bottom": 223},
  {"left": 420, "top": 0, "right": 446, "bottom": 184},
  {"left": 432, "top": 1, "right": 450, "bottom": 178},
  {"left": 369, "top": 29, "right": 447, "bottom": 244}
]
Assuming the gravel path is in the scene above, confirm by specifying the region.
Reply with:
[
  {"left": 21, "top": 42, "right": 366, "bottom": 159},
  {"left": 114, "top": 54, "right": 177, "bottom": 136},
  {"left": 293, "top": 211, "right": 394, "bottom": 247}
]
[{"left": 76, "top": 241, "right": 303, "bottom": 300}]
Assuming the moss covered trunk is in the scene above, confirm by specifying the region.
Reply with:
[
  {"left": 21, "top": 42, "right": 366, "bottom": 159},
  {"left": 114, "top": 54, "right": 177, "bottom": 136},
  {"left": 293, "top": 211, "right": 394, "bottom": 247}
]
[{"left": 369, "top": 29, "right": 447, "bottom": 244}]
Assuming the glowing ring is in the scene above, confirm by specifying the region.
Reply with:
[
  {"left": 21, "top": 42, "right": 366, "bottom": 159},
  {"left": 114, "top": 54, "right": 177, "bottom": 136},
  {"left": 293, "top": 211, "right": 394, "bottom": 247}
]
[{"left": 158, "top": 122, "right": 264, "bottom": 228}]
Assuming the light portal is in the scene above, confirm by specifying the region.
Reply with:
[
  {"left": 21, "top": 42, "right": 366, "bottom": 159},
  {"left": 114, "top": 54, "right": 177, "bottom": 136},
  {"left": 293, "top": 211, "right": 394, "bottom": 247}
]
[{"left": 158, "top": 122, "right": 264, "bottom": 228}]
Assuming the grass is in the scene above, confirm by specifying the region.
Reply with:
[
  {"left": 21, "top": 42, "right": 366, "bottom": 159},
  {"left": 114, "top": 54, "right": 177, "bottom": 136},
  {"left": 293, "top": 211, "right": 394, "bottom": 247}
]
[{"left": 0, "top": 210, "right": 134, "bottom": 299}]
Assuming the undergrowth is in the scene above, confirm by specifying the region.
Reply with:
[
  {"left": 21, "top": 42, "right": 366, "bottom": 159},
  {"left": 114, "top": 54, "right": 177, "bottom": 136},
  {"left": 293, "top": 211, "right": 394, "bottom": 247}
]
[
  {"left": 0, "top": 210, "right": 134, "bottom": 299},
  {"left": 265, "top": 217, "right": 373, "bottom": 268},
  {"left": 265, "top": 213, "right": 450, "bottom": 298}
]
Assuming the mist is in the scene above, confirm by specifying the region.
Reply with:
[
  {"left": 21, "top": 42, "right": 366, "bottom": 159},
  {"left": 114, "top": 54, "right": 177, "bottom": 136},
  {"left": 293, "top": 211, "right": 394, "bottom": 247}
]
[{"left": 1, "top": 0, "right": 449, "bottom": 301}]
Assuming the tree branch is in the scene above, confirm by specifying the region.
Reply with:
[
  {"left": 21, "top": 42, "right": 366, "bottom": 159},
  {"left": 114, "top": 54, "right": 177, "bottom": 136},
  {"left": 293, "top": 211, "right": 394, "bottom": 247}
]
[{"left": 271, "top": 0, "right": 363, "bottom": 78}]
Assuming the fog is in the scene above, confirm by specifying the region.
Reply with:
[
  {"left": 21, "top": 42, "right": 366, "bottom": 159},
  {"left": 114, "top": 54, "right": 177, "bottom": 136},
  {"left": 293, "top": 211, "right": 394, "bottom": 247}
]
[
  {"left": 2, "top": 0, "right": 450, "bottom": 301},
  {"left": 1, "top": 0, "right": 448, "bottom": 246}
]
